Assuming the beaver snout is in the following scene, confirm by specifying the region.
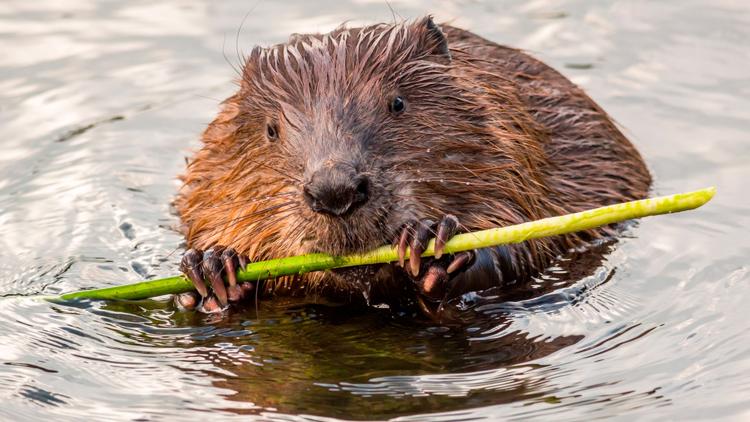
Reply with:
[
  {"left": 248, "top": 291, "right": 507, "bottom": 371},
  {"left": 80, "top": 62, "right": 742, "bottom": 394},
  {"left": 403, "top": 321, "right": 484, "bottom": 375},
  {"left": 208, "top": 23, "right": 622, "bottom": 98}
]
[{"left": 303, "top": 163, "right": 370, "bottom": 216}]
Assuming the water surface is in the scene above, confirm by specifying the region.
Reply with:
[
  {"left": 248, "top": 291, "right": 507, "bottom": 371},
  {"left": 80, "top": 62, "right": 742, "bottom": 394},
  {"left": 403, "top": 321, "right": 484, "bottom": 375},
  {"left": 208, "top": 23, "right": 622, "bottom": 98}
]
[{"left": 1, "top": 1, "right": 749, "bottom": 420}]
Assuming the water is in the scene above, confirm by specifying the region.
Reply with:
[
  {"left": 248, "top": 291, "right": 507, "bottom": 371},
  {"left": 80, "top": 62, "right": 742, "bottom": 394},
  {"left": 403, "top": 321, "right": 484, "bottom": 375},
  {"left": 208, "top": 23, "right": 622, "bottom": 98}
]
[{"left": 1, "top": 1, "right": 749, "bottom": 420}]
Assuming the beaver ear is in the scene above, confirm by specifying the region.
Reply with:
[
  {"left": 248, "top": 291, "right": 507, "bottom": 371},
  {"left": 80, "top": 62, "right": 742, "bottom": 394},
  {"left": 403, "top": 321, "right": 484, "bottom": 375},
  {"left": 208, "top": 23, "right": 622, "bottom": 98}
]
[{"left": 414, "top": 16, "right": 451, "bottom": 63}]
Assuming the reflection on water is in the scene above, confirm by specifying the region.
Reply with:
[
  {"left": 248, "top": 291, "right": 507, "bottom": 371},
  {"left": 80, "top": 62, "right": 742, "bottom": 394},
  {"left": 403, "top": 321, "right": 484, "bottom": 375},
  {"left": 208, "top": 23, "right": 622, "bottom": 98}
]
[{"left": 1, "top": 0, "right": 749, "bottom": 420}]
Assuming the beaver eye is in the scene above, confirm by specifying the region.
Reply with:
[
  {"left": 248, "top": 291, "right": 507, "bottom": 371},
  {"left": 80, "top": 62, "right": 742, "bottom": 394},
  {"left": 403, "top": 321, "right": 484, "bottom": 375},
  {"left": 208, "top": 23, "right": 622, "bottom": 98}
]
[
  {"left": 266, "top": 123, "right": 278, "bottom": 141},
  {"left": 389, "top": 96, "right": 406, "bottom": 115}
]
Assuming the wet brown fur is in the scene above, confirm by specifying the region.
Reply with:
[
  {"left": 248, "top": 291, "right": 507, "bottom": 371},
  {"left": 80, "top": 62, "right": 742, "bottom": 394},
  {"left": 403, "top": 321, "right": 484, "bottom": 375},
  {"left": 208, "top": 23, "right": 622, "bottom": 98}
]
[{"left": 175, "top": 18, "right": 651, "bottom": 300}]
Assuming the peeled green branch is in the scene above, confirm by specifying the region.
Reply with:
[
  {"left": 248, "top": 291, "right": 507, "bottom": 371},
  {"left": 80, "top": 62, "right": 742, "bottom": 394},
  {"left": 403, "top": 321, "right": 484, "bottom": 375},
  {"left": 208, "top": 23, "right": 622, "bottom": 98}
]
[{"left": 52, "top": 187, "right": 716, "bottom": 302}]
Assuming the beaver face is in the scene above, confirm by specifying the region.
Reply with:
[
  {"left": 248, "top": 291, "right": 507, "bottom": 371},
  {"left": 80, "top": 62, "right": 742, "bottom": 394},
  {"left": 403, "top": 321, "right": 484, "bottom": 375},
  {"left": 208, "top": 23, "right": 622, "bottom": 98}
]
[{"left": 228, "top": 17, "right": 477, "bottom": 256}]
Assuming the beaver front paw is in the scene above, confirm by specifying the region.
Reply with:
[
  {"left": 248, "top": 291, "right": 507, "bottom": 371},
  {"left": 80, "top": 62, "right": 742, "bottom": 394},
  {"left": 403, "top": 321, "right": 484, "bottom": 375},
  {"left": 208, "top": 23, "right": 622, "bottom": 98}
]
[
  {"left": 175, "top": 247, "right": 256, "bottom": 313},
  {"left": 396, "top": 215, "right": 475, "bottom": 320}
]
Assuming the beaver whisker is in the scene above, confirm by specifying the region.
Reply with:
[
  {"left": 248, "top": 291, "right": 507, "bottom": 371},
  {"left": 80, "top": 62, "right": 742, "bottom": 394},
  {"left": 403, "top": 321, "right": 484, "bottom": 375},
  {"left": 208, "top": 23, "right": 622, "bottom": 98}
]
[
  {"left": 220, "top": 209, "right": 304, "bottom": 255},
  {"left": 386, "top": 165, "right": 516, "bottom": 174},
  {"left": 245, "top": 208, "right": 301, "bottom": 238},
  {"left": 220, "top": 201, "right": 300, "bottom": 234},
  {"left": 236, "top": 200, "right": 299, "bottom": 219},
  {"left": 396, "top": 178, "right": 504, "bottom": 187},
  {"left": 233, "top": 8, "right": 256, "bottom": 79},
  {"left": 227, "top": 148, "right": 303, "bottom": 182},
  {"left": 393, "top": 174, "right": 547, "bottom": 196},
  {"left": 198, "top": 192, "right": 298, "bottom": 211},
  {"left": 239, "top": 157, "right": 303, "bottom": 184}
]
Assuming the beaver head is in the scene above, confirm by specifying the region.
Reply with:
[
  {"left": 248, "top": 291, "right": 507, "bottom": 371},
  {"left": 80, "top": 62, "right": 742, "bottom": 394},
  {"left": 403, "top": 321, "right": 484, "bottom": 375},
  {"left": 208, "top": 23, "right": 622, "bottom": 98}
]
[{"left": 177, "top": 17, "right": 589, "bottom": 277}]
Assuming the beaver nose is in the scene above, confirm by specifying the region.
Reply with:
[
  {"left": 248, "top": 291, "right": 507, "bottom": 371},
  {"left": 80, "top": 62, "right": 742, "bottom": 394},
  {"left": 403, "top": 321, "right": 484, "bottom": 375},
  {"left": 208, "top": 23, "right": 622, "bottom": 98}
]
[{"left": 303, "top": 165, "right": 369, "bottom": 216}]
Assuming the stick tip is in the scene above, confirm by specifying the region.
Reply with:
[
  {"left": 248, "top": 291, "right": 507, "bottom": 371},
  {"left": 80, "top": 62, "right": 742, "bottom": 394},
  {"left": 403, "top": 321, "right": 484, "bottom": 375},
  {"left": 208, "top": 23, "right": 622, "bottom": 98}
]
[{"left": 696, "top": 186, "right": 717, "bottom": 204}]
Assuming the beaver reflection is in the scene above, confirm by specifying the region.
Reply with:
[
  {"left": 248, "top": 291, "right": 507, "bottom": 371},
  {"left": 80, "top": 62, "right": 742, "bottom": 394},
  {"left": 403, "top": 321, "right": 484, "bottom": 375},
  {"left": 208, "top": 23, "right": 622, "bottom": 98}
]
[
  {"left": 175, "top": 244, "right": 617, "bottom": 417},
  {"left": 188, "top": 302, "right": 581, "bottom": 418}
]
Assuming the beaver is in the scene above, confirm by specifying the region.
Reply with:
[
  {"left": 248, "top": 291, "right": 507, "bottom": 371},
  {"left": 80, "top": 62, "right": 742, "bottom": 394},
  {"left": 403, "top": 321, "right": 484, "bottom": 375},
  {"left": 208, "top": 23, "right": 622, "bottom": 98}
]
[{"left": 173, "top": 17, "right": 651, "bottom": 318}]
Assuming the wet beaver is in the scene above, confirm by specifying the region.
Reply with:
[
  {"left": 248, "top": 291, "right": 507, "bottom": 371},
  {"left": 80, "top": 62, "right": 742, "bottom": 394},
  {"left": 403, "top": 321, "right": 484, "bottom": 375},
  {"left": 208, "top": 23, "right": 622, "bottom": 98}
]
[{"left": 174, "top": 17, "right": 651, "bottom": 317}]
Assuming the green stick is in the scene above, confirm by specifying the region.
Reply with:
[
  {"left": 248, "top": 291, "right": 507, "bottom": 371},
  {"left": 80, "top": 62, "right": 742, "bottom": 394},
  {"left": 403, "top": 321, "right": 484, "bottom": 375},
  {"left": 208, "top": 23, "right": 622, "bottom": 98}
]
[{"left": 53, "top": 187, "right": 715, "bottom": 302}]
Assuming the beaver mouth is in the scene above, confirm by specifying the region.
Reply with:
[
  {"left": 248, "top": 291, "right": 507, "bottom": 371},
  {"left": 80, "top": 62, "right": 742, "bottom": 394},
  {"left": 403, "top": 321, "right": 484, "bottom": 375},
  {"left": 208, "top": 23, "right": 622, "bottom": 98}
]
[
  {"left": 305, "top": 219, "right": 388, "bottom": 256},
  {"left": 301, "top": 200, "right": 395, "bottom": 256}
]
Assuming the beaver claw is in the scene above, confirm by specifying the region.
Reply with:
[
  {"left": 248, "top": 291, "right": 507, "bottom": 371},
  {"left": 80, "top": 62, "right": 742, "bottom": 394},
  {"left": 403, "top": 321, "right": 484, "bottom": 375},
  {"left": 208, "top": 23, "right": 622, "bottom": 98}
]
[
  {"left": 395, "top": 215, "right": 475, "bottom": 319},
  {"left": 176, "top": 247, "right": 256, "bottom": 313},
  {"left": 397, "top": 215, "right": 460, "bottom": 277}
]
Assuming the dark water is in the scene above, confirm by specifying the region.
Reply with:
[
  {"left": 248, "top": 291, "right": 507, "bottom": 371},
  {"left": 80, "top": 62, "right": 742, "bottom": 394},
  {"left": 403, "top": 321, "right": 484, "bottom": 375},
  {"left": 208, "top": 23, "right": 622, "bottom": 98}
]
[{"left": 1, "top": 1, "right": 749, "bottom": 420}]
